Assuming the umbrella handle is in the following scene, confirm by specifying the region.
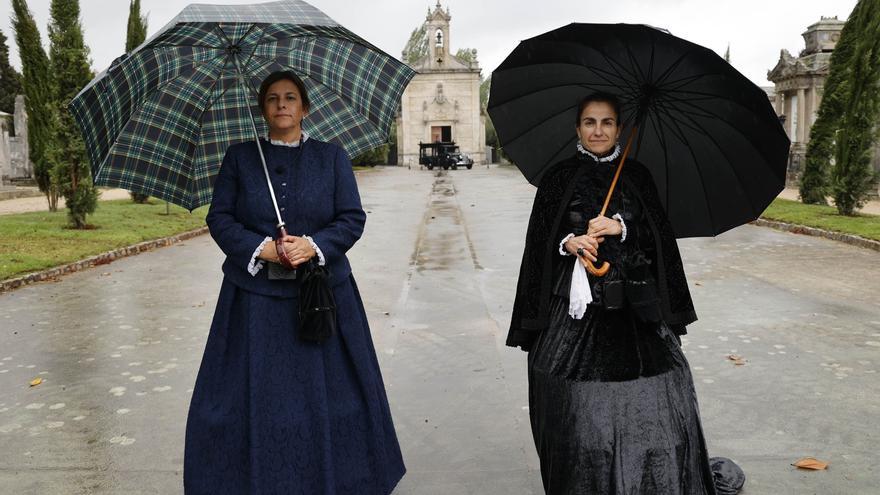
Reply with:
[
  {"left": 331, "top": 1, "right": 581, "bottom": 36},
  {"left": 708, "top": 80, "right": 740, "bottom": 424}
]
[
  {"left": 588, "top": 126, "right": 639, "bottom": 278},
  {"left": 586, "top": 260, "right": 610, "bottom": 276},
  {"left": 275, "top": 225, "right": 297, "bottom": 270}
]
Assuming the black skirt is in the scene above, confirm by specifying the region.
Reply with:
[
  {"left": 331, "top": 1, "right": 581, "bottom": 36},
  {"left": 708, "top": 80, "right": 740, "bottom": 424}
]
[{"left": 527, "top": 296, "right": 718, "bottom": 494}]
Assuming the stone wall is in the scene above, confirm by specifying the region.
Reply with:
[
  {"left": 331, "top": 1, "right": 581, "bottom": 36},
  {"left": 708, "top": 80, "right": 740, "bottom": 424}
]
[{"left": 397, "top": 70, "right": 485, "bottom": 167}]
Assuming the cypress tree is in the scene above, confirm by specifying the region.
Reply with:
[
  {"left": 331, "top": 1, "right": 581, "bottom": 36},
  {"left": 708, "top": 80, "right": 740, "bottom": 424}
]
[
  {"left": 831, "top": 0, "right": 880, "bottom": 215},
  {"left": 11, "top": 0, "right": 59, "bottom": 210},
  {"left": 126, "top": 0, "right": 150, "bottom": 203},
  {"left": 801, "top": 5, "right": 865, "bottom": 204},
  {"left": 0, "top": 30, "right": 23, "bottom": 135},
  {"left": 49, "top": 0, "right": 97, "bottom": 228}
]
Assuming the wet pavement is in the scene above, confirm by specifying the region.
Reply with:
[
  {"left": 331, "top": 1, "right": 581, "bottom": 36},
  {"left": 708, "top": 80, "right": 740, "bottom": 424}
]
[{"left": 1, "top": 165, "right": 878, "bottom": 494}]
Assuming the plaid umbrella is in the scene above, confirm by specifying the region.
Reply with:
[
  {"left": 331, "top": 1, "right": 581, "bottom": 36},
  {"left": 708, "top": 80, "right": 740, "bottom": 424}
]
[{"left": 70, "top": 0, "right": 414, "bottom": 211}]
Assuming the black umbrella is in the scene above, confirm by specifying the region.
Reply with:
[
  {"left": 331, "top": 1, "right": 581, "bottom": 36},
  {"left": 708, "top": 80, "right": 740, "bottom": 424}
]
[{"left": 488, "top": 23, "right": 790, "bottom": 240}]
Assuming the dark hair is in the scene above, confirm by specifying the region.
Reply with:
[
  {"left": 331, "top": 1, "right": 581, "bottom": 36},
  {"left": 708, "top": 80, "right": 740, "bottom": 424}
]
[
  {"left": 258, "top": 71, "right": 310, "bottom": 113},
  {"left": 575, "top": 93, "right": 621, "bottom": 125}
]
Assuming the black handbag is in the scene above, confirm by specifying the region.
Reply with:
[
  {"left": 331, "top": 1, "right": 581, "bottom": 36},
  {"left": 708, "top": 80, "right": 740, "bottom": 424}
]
[{"left": 297, "top": 259, "right": 337, "bottom": 342}]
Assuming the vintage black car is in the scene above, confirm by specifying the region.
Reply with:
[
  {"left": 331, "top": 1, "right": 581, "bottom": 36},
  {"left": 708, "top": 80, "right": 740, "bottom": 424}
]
[{"left": 418, "top": 141, "right": 471, "bottom": 170}]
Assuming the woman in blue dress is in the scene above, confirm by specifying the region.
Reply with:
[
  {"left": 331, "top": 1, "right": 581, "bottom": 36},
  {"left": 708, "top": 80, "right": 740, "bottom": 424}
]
[{"left": 184, "top": 71, "right": 406, "bottom": 494}]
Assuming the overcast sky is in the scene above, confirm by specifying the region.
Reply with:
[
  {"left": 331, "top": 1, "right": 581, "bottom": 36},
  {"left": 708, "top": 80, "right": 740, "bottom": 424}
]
[{"left": 0, "top": 0, "right": 858, "bottom": 88}]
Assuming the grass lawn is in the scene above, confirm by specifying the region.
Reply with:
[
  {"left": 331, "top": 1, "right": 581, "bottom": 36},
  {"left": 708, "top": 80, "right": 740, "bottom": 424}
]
[
  {"left": 761, "top": 198, "right": 880, "bottom": 241},
  {"left": 0, "top": 200, "right": 207, "bottom": 281}
]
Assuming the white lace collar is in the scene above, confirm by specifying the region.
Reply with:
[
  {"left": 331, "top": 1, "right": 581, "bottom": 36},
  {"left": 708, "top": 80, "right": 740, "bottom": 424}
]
[
  {"left": 577, "top": 142, "right": 621, "bottom": 162},
  {"left": 268, "top": 130, "right": 309, "bottom": 147}
]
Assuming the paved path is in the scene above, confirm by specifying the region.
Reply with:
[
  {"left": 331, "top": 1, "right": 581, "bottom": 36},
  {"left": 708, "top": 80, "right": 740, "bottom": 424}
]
[
  {"left": 0, "top": 189, "right": 135, "bottom": 215},
  {"left": 1, "top": 166, "right": 878, "bottom": 494}
]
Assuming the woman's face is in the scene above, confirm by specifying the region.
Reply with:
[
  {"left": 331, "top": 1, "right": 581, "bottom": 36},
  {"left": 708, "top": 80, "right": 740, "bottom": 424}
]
[
  {"left": 262, "top": 79, "right": 307, "bottom": 135},
  {"left": 576, "top": 101, "right": 621, "bottom": 155}
]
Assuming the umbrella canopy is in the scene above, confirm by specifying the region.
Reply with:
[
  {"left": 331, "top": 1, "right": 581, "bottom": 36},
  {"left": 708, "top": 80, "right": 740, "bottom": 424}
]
[
  {"left": 70, "top": 0, "right": 414, "bottom": 210},
  {"left": 488, "top": 23, "right": 790, "bottom": 238}
]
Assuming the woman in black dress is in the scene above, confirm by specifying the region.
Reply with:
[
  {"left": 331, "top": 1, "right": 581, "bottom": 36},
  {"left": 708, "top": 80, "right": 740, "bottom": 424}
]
[{"left": 508, "top": 93, "right": 742, "bottom": 494}]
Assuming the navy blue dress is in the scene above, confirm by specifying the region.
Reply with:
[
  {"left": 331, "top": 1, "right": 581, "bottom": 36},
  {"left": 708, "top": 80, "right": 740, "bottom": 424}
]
[{"left": 184, "top": 138, "right": 405, "bottom": 494}]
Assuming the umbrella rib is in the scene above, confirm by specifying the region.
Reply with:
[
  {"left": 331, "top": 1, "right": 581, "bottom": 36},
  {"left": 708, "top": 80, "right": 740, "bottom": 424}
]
[
  {"left": 590, "top": 53, "right": 640, "bottom": 95},
  {"left": 241, "top": 24, "right": 269, "bottom": 70},
  {"left": 644, "top": 106, "right": 673, "bottom": 208},
  {"left": 653, "top": 51, "right": 695, "bottom": 88},
  {"left": 656, "top": 92, "right": 779, "bottom": 174},
  {"left": 244, "top": 50, "right": 382, "bottom": 132},
  {"left": 654, "top": 96, "right": 760, "bottom": 220},
  {"left": 494, "top": 100, "right": 580, "bottom": 147},
  {"left": 185, "top": 55, "right": 238, "bottom": 199},
  {"left": 622, "top": 40, "right": 648, "bottom": 86},
  {"left": 489, "top": 79, "right": 629, "bottom": 109},
  {"left": 93, "top": 57, "right": 227, "bottom": 179},
  {"left": 659, "top": 73, "right": 726, "bottom": 93},
  {"left": 649, "top": 100, "right": 720, "bottom": 233}
]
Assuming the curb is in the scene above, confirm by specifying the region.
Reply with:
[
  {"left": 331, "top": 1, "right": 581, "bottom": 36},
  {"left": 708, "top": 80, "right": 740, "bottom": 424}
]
[
  {"left": 0, "top": 226, "right": 209, "bottom": 294},
  {"left": 753, "top": 218, "right": 880, "bottom": 252}
]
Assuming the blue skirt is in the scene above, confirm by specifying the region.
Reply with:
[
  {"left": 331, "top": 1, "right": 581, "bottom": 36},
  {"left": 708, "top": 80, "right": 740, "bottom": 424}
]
[{"left": 184, "top": 276, "right": 405, "bottom": 494}]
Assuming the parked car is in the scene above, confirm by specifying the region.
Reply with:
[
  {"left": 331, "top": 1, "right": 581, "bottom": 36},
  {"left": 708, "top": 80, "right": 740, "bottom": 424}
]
[
  {"left": 419, "top": 141, "right": 457, "bottom": 170},
  {"left": 419, "top": 141, "right": 474, "bottom": 170},
  {"left": 453, "top": 152, "right": 473, "bottom": 169}
]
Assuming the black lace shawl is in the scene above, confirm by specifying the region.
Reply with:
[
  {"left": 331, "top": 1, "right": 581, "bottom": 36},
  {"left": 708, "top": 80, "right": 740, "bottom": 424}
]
[{"left": 507, "top": 154, "right": 697, "bottom": 351}]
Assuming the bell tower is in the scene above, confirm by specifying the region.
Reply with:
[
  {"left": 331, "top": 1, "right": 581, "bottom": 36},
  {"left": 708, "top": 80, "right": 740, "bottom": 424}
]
[{"left": 425, "top": 1, "right": 452, "bottom": 69}]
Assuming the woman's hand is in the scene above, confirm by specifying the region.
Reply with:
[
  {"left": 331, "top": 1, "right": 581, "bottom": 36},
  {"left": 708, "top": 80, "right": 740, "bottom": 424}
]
[
  {"left": 564, "top": 234, "right": 602, "bottom": 263},
  {"left": 587, "top": 215, "right": 622, "bottom": 240},
  {"left": 281, "top": 235, "right": 316, "bottom": 267},
  {"left": 259, "top": 239, "right": 279, "bottom": 263}
]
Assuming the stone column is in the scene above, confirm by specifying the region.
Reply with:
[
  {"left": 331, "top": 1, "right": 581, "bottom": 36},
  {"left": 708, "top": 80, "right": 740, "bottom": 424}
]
[
  {"left": 809, "top": 84, "right": 819, "bottom": 139},
  {"left": 796, "top": 87, "right": 806, "bottom": 143},
  {"left": 775, "top": 91, "right": 784, "bottom": 116},
  {"left": 0, "top": 118, "right": 10, "bottom": 185}
]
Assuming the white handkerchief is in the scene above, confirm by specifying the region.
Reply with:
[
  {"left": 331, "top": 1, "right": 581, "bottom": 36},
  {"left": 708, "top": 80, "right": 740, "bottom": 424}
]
[{"left": 568, "top": 256, "right": 592, "bottom": 319}]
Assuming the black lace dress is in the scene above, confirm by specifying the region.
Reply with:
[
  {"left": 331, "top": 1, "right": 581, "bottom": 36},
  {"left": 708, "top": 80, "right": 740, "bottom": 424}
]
[{"left": 527, "top": 154, "right": 721, "bottom": 494}]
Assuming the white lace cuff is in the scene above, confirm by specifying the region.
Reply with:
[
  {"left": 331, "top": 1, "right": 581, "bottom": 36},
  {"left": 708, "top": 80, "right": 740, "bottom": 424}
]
[
  {"left": 248, "top": 236, "right": 273, "bottom": 276},
  {"left": 302, "top": 235, "right": 326, "bottom": 266},
  {"left": 559, "top": 233, "right": 575, "bottom": 256},
  {"left": 612, "top": 213, "right": 627, "bottom": 242}
]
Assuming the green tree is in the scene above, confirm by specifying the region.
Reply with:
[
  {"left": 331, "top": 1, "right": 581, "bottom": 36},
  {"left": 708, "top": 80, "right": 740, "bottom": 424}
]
[
  {"left": 830, "top": 0, "right": 880, "bottom": 215},
  {"left": 352, "top": 144, "right": 389, "bottom": 166},
  {"left": 401, "top": 23, "right": 427, "bottom": 65},
  {"left": 455, "top": 47, "right": 478, "bottom": 65},
  {"left": 49, "top": 0, "right": 98, "bottom": 228},
  {"left": 800, "top": 7, "right": 864, "bottom": 205},
  {"left": 126, "top": 0, "right": 150, "bottom": 203},
  {"left": 11, "top": 0, "right": 59, "bottom": 210},
  {"left": 0, "top": 30, "right": 23, "bottom": 135}
]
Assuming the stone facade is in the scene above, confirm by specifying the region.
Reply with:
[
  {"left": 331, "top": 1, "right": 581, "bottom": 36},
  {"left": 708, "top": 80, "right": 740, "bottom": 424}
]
[
  {"left": 396, "top": 1, "right": 486, "bottom": 167},
  {"left": 767, "top": 17, "right": 880, "bottom": 189},
  {"left": 0, "top": 95, "right": 32, "bottom": 182}
]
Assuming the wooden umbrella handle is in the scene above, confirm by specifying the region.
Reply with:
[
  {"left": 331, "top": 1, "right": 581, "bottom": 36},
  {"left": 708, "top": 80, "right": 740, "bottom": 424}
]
[
  {"left": 275, "top": 225, "right": 297, "bottom": 270},
  {"left": 585, "top": 127, "right": 638, "bottom": 277},
  {"left": 586, "top": 259, "right": 610, "bottom": 276}
]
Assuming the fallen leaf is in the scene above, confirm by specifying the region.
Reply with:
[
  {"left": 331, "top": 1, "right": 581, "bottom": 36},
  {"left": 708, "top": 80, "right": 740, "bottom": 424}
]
[
  {"left": 727, "top": 354, "right": 747, "bottom": 366},
  {"left": 695, "top": 282, "right": 703, "bottom": 286},
  {"left": 793, "top": 457, "right": 828, "bottom": 470},
  {"left": 29, "top": 377, "right": 42, "bottom": 387}
]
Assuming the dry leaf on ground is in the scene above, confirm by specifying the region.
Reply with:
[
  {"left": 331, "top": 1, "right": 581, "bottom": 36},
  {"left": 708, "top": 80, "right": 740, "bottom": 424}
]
[
  {"left": 727, "top": 354, "right": 747, "bottom": 366},
  {"left": 29, "top": 377, "right": 42, "bottom": 387},
  {"left": 793, "top": 457, "right": 829, "bottom": 470}
]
